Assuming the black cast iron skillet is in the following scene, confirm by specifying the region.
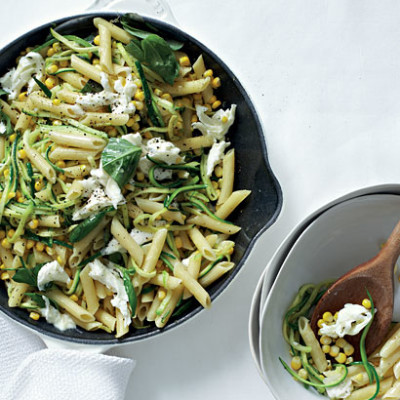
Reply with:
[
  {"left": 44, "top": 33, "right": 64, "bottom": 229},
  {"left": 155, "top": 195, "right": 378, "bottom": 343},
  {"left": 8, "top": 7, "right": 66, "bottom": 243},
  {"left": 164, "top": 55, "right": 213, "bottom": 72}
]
[{"left": 0, "top": 12, "right": 282, "bottom": 344}]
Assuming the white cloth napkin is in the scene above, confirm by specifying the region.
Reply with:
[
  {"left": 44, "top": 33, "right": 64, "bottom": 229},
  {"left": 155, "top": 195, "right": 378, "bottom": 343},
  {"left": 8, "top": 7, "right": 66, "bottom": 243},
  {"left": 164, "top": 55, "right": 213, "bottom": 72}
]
[{"left": 0, "top": 313, "right": 135, "bottom": 400}]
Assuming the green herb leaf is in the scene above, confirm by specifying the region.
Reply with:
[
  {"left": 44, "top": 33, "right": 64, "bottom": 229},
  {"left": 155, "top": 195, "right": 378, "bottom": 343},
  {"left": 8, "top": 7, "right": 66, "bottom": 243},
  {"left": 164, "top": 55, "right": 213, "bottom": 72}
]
[
  {"left": 25, "top": 292, "right": 46, "bottom": 308},
  {"left": 117, "top": 266, "right": 137, "bottom": 317},
  {"left": 33, "top": 77, "right": 52, "bottom": 99},
  {"left": 81, "top": 79, "right": 103, "bottom": 94},
  {"left": 69, "top": 207, "right": 113, "bottom": 243},
  {"left": 101, "top": 138, "right": 141, "bottom": 188},
  {"left": 12, "top": 264, "right": 44, "bottom": 287},
  {"left": 125, "top": 35, "right": 179, "bottom": 84},
  {"left": 121, "top": 13, "right": 183, "bottom": 50},
  {"left": 0, "top": 109, "right": 13, "bottom": 136},
  {"left": 0, "top": 89, "right": 8, "bottom": 98}
]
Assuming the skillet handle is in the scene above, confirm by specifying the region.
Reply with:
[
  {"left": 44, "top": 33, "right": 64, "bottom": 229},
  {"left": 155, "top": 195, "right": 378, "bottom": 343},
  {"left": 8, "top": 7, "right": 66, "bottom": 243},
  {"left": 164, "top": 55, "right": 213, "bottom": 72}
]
[
  {"left": 42, "top": 335, "right": 112, "bottom": 354},
  {"left": 86, "top": 0, "right": 179, "bottom": 26}
]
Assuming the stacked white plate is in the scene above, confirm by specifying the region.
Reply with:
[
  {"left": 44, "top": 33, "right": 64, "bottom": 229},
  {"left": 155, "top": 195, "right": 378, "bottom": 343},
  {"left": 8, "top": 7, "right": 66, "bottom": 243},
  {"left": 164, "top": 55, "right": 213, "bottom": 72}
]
[{"left": 249, "top": 184, "right": 400, "bottom": 398}]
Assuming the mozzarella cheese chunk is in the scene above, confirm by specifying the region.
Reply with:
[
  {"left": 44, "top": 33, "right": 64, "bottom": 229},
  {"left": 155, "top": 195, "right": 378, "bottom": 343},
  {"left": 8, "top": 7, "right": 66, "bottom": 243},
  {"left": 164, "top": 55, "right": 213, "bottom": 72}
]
[{"left": 37, "top": 260, "right": 71, "bottom": 291}]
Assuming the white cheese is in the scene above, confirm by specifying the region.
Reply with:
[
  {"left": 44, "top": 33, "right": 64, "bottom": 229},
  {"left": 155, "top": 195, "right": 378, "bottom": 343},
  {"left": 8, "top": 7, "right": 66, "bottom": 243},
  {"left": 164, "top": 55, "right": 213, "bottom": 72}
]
[
  {"left": 0, "top": 122, "right": 6, "bottom": 134},
  {"left": 324, "top": 371, "right": 353, "bottom": 399},
  {"left": 320, "top": 303, "right": 372, "bottom": 339},
  {"left": 121, "top": 133, "right": 142, "bottom": 147},
  {"left": 37, "top": 260, "right": 71, "bottom": 291},
  {"left": 72, "top": 187, "right": 114, "bottom": 220},
  {"left": 206, "top": 140, "right": 230, "bottom": 176},
  {"left": 101, "top": 228, "right": 154, "bottom": 256},
  {"left": 40, "top": 297, "right": 76, "bottom": 331},
  {"left": 90, "top": 167, "right": 124, "bottom": 208},
  {"left": 192, "top": 104, "right": 236, "bottom": 141},
  {"left": 88, "top": 259, "right": 131, "bottom": 326},
  {"left": 0, "top": 52, "right": 45, "bottom": 100}
]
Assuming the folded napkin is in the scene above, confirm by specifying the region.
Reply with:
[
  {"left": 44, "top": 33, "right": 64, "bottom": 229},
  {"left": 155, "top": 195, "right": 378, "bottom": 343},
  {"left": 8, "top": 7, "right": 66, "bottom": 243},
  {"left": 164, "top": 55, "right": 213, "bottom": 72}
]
[{"left": 0, "top": 313, "right": 135, "bottom": 400}]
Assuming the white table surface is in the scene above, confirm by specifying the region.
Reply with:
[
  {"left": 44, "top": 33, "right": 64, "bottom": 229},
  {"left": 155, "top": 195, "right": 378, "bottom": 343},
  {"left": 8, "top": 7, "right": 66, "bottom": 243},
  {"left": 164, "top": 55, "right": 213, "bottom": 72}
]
[{"left": 3, "top": 1, "right": 400, "bottom": 399}]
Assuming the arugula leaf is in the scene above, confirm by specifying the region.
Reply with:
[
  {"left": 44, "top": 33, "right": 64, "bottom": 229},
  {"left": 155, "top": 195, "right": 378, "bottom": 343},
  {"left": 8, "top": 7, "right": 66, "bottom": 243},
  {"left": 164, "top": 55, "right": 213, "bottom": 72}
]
[
  {"left": 33, "top": 77, "right": 52, "bottom": 99},
  {"left": 12, "top": 264, "right": 44, "bottom": 287},
  {"left": 0, "top": 89, "right": 8, "bottom": 98},
  {"left": 125, "top": 34, "right": 179, "bottom": 84},
  {"left": 121, "top": 13, "right": 183, "bottom": 50},
  {"left": 117, "top": 266, "right": 137, "bottom": 317},
  {"left": 0, "top": 109, "right": 13, "bottom": 136},
  {"left": 25, "top": 292, "right": 46, "bottom": 308},
  {"left": 101, "top": 138, "right": 142, "bottom": 188},
  {"left": 81, "top": 79, "right": 103, "bottom": 94}
]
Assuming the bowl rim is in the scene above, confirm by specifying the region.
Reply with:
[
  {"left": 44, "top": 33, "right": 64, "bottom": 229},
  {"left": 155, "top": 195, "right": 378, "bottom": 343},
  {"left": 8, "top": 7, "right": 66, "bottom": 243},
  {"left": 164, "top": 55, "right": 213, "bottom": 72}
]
[{"left": 0, "top": 11, "right": 283, "bottom": 345}]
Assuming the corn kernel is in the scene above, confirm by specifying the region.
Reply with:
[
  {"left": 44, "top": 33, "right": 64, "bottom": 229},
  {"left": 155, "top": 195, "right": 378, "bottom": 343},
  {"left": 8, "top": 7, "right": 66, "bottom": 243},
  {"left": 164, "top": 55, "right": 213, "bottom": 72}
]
[
  {"left": 47, "top": 47, "right": 55, "bottom": 57},
  {"left": 3, "top": 169, "right": 9, "bottom": 177},
  {"left": 56, "top": 160, "right": 66, "bottom": 169},
  {"left": 209, "top": 95, "right": 217, "bottom": 104},
  {"left": 59, "top": 174, "right": 67, "bottom": 182},
  {"left": 179, "top": 56, "right": 191, "bottom": 67},
  {"left": 174, "top": 236, "right": 183, "bottom": 249},
  {"left": 52, "top": 120, "right": 62, "bottom": 126},
  {"left": 362, "top": 298, "right": 371, "bottom": 309},
  {"left": 45, "top": 77, "right": 57, "bottom": 89},
  {"left": 28, "top": 219, "right": 39, "bottom": 230},
  {"left": 144, "top": 131, "right": 153, "bottom": 139},
  {"left": 193, "top": 93, "right": 202, "bottom": 101},
  {"left": 35, "top": 180, "right": 44, "bottom": 191},
  {"left": 204, "top": 103, "right": 212, "bottom": 112},
  {"left": 45, "top": 246, "right": 54, "bottom": 256},
  {"left": 290, "top": 356, "right": 301, "bottom": 371},
  {"left": 7, "top": 229, "right": 15, "bottom": 238},
  {"left": 211, "top": 181, "right": 219, "bottom": 190},
  {"left": 26, "top": 240, "right": 35, "bottom": 249},
  {"left": 47, "top": 64, "right": 58, "bottom": 74},
  {"left": 0, "top": 231, "right": 5, "bottom": 240},
  {"left": 93, "top": 35, "right": 101, "bottom": 45},
  {"left": 52, "top": 42, "right": 61, "bottom": 52},
  {"left": 212, "top": 100, "right": 222, "bottom": 110},
  {"left": 1, "top": 238, "right": 11, "bottom": 249},
  {"left": 154, "top": 88, "right": 163, "bottom": 97},
  {"left": 126, "top": 118, "right": 135, "bottom": 127},
  {"left": 346, "top": 357, "right": 354, "bottom": 365},
  {"left": 133, "top": 78, "right": 142, "bottom": 88},
  {"left": 52, "top": 98, "right": 61, "bottom": 106},
  {"left": 18, "top": 92, "right": 28, "bottom": 101},
  {"left": 136, "top": 171, "right": 145, "bottom": 181},
  {"left": 133, "top": 100, "right": 144, "bottom": 111},
  {"left": 36, "top": 242, "right": 45, "bottom": 252},
  {"left": 0, "top": 264, "right": 4, "bottom": 270},
  {"left": 211, "top": 77, "right": 221, "bottom": 89},
  {"left": 9, "top": 134, "right": 17, "bottom": 143},
  {"left": 70, "top": 294, "right": 79, "bottom": 302},
  {"left": 106, "top": 127, "right": 118, "bottom": 137},
  {"left": 329, "top": 345, "right": 340, "bottom": 358},
  {"left": 132, "top": 122, "right": 140, "bottom": 131},
  {"left": 18, "top": 149, "right": 27, "bottom": 159},
  {"left": 335, "top": 338, "right": 347, "bottom": 348},
  {"left": 320, "top": 335, "right": 332, "bottom": 345},
  {"left": 0, "top": 272, "right": 9, "bottom": 280},
  {"left": 158, "top": 288, "right": 167, "bottom": 300},
  {"left": 317, "top": 319, "right": 324, "bottom": 328},
  {"left": 7, "top": 192, "right": 15, "bottom": 199},
  {"left": 322, "top": 344, "right": 331, "bottom": 354},
  {"left": 214, "top": 166, "right": 223, "bottom": 178},
  {"left": 344, "top": 343, "right": 355, "bottom": 356},
  {"left": 161, "top": 93, "right": 173, "bottom": 102},
  {"left": 203, "top": 69, "right": 213, "bottom": 78},
  {"left": 298, "top": 368, "right": 308, "bottom": 380},
  {"left": 335, "top": 353, "right": 347, "bottom": 364},
  {"left": 133, "top": 90, "right": 145, "bottom": 102},
  {"left": 59, "top": 60, "right": 69, "bottom": 68},
  {"left": 191, "top": 115, "right": 198, "bottom": 123},
  {"left": 29, "top": 312, "right": 40, "bottom": 321},
  {"left": 322, "top": 311, "right": 333, "bottom": 323}
]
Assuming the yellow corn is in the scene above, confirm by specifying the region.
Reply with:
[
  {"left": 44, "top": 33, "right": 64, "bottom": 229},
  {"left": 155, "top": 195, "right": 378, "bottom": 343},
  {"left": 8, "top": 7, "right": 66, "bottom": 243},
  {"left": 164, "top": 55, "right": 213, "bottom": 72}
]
[
  {"left": 335, "top": 353, "right": 347, "bottom": 364},
  {"left": 158, "top": 288, "right": 167, "bottom": 300},
  {"left": 1, "top": 238, "right": 11, "bottom": 249},
  {"left": 29, "top": 312, "right": 40, "bottom": 321},
  {"left": 52, "top": 98, "right": 61, "bottom": 106},
  {"left": 28, "top": 219, "right": 39, "bottom": 230},
  {"left": 209, "top": 95, "right": 217, "bottom": 104},
  {"left": 132, "top": 122, "right": 140, "bottom": 131},
  {"left": 59, "top": 174, "right": 67, "bottom": 182},
  {"left": 9, "top": 134, "right": 17, "bottom": 143},
  {"left": 322, "top": 344, "right": 331, "bottom": 354},
  {"left": 144, "top": 131, "right": 153, "bottom": 139},
  {"left": 3, "top": 169, "right": 9, "bottom": 177},
  {"left": 221, "top": 116, "right": 228, "bottom": 123},
  {"left": 7, "top": 229, "right": 15, "bottom": 238},
  {"left": 329, "top": 345, "right": 340, "bottom": 358},
  {"left": 17, "top": 197, "right": 25, "bottom": 203},
  {"left": 290, "top": 356, "right": 301, "bottom": 371},
  {"left": 7, "top": 192, "right": 15, "bottom": 199},
  {"left": 59, "top": 60, "right": 69, "bottom": 68},
  {"left": 45, "top": 77, "right": 57, "bottom": 89},
  {"left": 335, "top": 338, "right": 347, "bottom": 348},
  {"left": 174, "top": 236, "right": 183, "bottom": 249},
  {"left": 203, "top": 69, "right": 213, "bottom": 78},
  {"left": 18, "top": 92, "right": 28, "bottom": 101},
  {"left": 320, "top": 335, "right": 332, "bottom": 345},
  {"left": 298, "top": 369, "right": 308, "bottom": 380},
  {"left": 47, "top": 64, "right": 58, "bottom": 74},
  {"left": 35, "top": 180, "right": 44, "bottom": 191},
  {"left": 161, "top": 93, "right": 173, "bottom": 102},
  {"left": 317, "top": 319, "right": 324, "bottom": 328},
  {"left": 52, "top": 120, "right": 62, "bottom": 126},
  {"left": 0, "top": 231, "right": 5, "bottom": 240},
  {"left": 93, "top": 35, "right": 101, "bottom": 45},
  {"left": 45, "top": 246, "right": 54, "bottom": 256},
  {"left": 18, "top": 149, "right": 27, "bottom": 159},
  {"left": 133, "top": 100, "right": 144, "bottom": 111},
  {"left": 0, "top": 272, "right": 9, "bottom": 280},
  {"left": 322, "top": 311, "right": 333, "bottom": 323},
  {"left": 134, "top": 90, "right": 145, "bottom": 102},
  {"left": 47, "top": 47, "right": 55, "bottom": 57},
  {"left": 70, "top": 294, "right": 79, "bottom": 302},
  {"left": 344, "top": 343, "right": 355, "bottom": 356},
  {"left": 154, "top": 88, "right": 163, "bottom": 97},
  {"left": 126, "top": 118, "right": 135, "bottom": 127},
  {"left": 56, "top": 160, "right": 66, "bottom": 169},
  {"left": 192, "top": 93, "right": 202, "bottom": 101},
  {"left": 106, "top": 127, "right": 118, "bottom": 137},
  {"left": 212, "top": 100, "right": 222, "bottom": 110},
  {"left": 52, "top": 42, "right": 61, "bottom": 52},
  {"left": 211, "top": 77, "right": 221, "bottom": 89},
  {"left": 133, "top": 78, "right": 142, "bottom": 88},
  {"left": 136, "top": 172, "right": 145, "bottom": 182},
  {"left": 179, "top": 56, "right": 191, "bottom": 67},
  {"left": 214, "top": 166, "right": 223, "bottom": 178},
  {"left": 26, "top": 240, "right": 35, "bottom": 249},
  {"left": 36, "top": 242, "right": 45, "bottom": 252},
  {"left": 362, "top": 298, "right": 371, "bottom": 309}
]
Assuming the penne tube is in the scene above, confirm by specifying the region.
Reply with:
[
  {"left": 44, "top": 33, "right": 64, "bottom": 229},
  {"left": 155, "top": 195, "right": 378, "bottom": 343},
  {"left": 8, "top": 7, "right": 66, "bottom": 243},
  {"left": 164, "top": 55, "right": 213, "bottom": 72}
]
[
  {"left": 0, "top": 99, "right": 18, "bottom": 124},
  {"left": 93, "top": 18, "right": 132, "bottom": 44},
  {"left": 8, "top": 283, "right": 29, "bottom": 307},
  {"left": 199, "top": 261, "right": 234, "bottom": 287},
  {"left": 215, "top": 190, "right": 251, "bottom": 219},
  {"left": 71, "top": 55, "right": 103, "bottom": 84},
  {"left": 187, "top": 214, "right": 241, "bottom": 235},
  {"left": 29, "top": 93, "right": 83, "bottom": 119},
  {"left": 98, "top": 23, "right": 113, "bottom": 74},
  {"left": 58, "top": 71, "right": 87, "bottom": 90},
  {"left": 95, "top": 308, "right": 116, "bottom": 331},
  {"left": 188, "top": 227, "right": 216, "bottom": 261},
  {"left": 37, "top": 215, "right": 61, "bottom": 228},
  {"left": 47, "top": 130, "right": 107, "bottom": 150},
  {"left": 159, "top": 77, "right": 210, "bottom": 97},
  {"left": 218, "top": 149, "right": 235, "bottom": 205},
  {"left": 115, "top": 309, "right": 129, "bottom": 338},
  {"left": 135, "top": 198, "right": 186, "bottom": 224},
  {"left": 141, "top": 228, "right": 168, "bottom": 273},
  {"left": 174, "top": 135, "right": 214, "bottom": 151},
  {"left": 80, "top": 112, "right": 129, "bottom": 127},
  {"left": 149, "top": 274, "right": 182, "bottom": 290},
  {"left": 80, "top": 265, "right": 100, "bottom": 315},
  {"left": 347, "top": 377, "right": 393, "bottom": 400},
  {"left": 154, "top": 284, "right": 184, "bottom": 328},
  {"left": 49, "top": 146, "right": 100, "bottom": 161}
]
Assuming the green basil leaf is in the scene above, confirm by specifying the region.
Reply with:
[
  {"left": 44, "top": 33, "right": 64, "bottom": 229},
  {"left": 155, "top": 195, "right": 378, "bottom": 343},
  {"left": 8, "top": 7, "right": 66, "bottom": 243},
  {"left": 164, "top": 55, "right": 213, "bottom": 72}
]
[
  {"left": 25, "top": 292, "right": 46, "bottom": 308},
  {"left": 125, "top": 39, "right": 145, "bottom": 61},
  {"left": 12, "top": 264, "right": 44, "bottom": 287},
  {"left": 117, "top": 266, "right": 137, "bottom": 317},
  {"left": 33, "top": 77, "right": 52, "bottom": 99},
  {"left": 0, "top": 109, "right": 13, "bottom": 136},
  {"left": 142, "top": 34, "right": 179, "bottom": 85},
  {"left": 101, "top": 138, "right": 142, "bottom": 188},
  {"left": 81, "top": 79, "right": 103, "bottom": 94}
]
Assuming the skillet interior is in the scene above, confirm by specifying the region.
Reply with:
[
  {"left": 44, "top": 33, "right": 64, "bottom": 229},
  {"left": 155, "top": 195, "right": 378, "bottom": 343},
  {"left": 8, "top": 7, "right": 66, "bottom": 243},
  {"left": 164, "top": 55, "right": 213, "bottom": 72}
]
[{"left": 0, "top": 12, "right": 282, "bottom": 344}]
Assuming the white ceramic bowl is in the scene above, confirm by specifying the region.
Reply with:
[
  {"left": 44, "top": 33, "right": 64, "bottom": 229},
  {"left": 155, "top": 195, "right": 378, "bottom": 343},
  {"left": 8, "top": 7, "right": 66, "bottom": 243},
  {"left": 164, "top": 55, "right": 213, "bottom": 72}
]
[{"left": 258, "top": 193, "right": 400, "bottom": 400}]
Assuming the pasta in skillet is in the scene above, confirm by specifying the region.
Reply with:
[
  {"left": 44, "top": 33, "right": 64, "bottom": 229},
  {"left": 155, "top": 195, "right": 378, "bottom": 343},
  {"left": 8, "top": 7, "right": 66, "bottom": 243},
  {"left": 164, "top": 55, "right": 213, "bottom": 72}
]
[{"left": 0, "top": 14, "right": 251, "bottom": 337}]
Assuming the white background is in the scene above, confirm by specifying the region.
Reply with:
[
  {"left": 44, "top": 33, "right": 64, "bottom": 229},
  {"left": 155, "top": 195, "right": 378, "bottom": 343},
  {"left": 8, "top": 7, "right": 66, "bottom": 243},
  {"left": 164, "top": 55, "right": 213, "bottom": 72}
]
[{"left": 3, "top": 1, "right": 400, "bottom": 399}]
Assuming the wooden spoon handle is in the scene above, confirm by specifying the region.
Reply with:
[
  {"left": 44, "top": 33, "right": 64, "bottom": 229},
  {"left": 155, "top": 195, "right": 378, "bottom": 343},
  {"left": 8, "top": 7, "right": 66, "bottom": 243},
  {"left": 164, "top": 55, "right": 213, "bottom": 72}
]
[{"left": 379, "top": 219, "right": 400, "bottom": 266}]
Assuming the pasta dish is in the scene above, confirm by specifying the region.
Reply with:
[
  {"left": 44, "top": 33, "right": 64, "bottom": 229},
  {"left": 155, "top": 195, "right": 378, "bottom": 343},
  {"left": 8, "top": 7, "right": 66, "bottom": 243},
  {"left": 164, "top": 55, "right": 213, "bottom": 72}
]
[{"left": 0, "top": 15, "right": 250, "bottom": 337}]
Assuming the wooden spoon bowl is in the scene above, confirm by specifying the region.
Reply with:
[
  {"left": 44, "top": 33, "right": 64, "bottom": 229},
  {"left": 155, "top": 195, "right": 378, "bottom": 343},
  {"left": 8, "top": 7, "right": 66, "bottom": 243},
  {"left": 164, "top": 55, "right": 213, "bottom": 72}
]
[{"left": 310, "top": 220, "right": 400, "bottom": 360}]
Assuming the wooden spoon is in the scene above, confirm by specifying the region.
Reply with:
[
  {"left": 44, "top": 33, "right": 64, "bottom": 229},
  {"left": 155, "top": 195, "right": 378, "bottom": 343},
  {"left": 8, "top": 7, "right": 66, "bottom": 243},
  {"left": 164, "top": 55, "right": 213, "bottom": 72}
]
[{"left": 310, "top": 219, "right": 400, "bottom": 360}]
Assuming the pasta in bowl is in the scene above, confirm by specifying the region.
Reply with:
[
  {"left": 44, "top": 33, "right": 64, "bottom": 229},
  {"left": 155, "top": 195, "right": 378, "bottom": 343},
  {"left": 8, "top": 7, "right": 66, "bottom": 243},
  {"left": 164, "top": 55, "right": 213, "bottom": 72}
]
[{"left": 0, "top": 13, "right": 281, "bottom": 343}]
